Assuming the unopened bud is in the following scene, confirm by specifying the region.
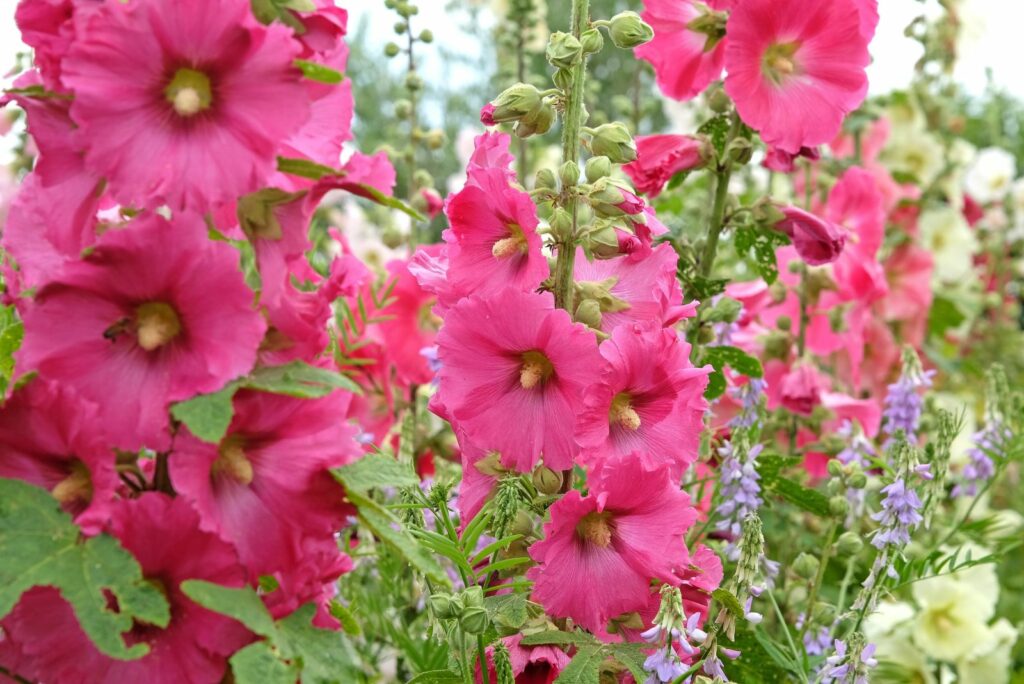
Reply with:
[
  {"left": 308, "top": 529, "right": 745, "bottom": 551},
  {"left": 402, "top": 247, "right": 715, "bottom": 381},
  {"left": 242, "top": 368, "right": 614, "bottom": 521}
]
[
  {"left": 394, "top": 99, "right": 412, "bottom": 119},
  {"left": 381, "top": 225, "right": 404, "bottom": 249},
  {"left": 553, "top": 68, "right": 573, "bottom": 91},
  {"left": 836, "top": 531, "right": 864, "bottom": 556},
  {"left": 580, "top": 28, "right": 604, "bottom": 55},
  {"left": 510, "top": 510, "right": 534, "bottom": 537},
  {"left": 490, "top": 83, "right": 542, "bottom": 124},
  {"left": 429, "top": 592, "right": 458, "bottom": 619},
  {"left": 559, "top": 160, "right": 581, "bottom": 188},
  {"left": 516, "top": 100, "right": 555, "bottom": 137},
  {"left": 793, "top": 552, "right": 819, "bottom": 580},
  {"left": 549, "top": 208, "right": 574, "bottom": 242},
  {"left": 546, "top": 31, "right": 583, "bottom": 70},
  {"left": 812, "top": 602, "right": 836, "bottom": 624},
  {"left": 459, "top": 606, "right": 490, "bottom": 634},
  {"left": 608, "top": 11, "right": 654, "bottom": 49},
  {"left": 848, "top": 472, "right": 867, "bottom": 489},
  {"left": 413, "top": 169, "right": 434, "bottom": 189},
  {"left": 589, "top": 122, "right": 637, "bottom": 163},
  {"left": 776, "top": 315, "right": 792, "bottom": 332},
  {"left": 535, "top": 168, "right": 557, "bottom": 191},
  {"left": 707, "top": 87, "right": 732, "bottom": 113},
  {"left": 404, "top": 72, "right": 424, "bottom": 91},
  {"left": 827, "top": 460, "right": 844, "bottom": 478},
  {"left": 461, "top": 585, "right": 485, "bottom": 609},
  {"left": 532, "top": 466, "right": 563, "bottom": 495},
  {"left": 574, "top": 299, "right": 603, "bottom": 329},
  {"left": 425, "top": 129, "right": 445, "bottom": 150},
  {"left": 384, "top": 42, "right": 401, "bottom": 57},
  {"left": 585, "top": 155, "right": 612, "bottom": 183},
  {"left": 829, "top": 495, "right": 850, "bottom": 517},
  {"left": 418, "top": 29, "right": 433, "bottom": 43}
]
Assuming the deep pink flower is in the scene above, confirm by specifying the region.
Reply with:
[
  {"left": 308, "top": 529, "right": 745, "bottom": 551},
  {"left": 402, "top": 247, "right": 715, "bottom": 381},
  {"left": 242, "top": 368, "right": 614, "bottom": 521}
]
[
  {"left": 724, "top": 0, "right": 874, "bottom": 153},
  {"left": 455, "top": 434, "right": 501, "bottom": 530},
  {"left": 778, "top": 363, "right": 828, "bottom": 416},
  {"left": 774, "top": 206, "right": 846, "bottom": 266},
  {"left": 623, "top": 134, "right": 708, "bottom": 197},
  {"left": 477, "top": 633, "right": 571, "bottom": 684},
  {"left": 468, "top": 131, "right": 516, "bottom": 180},
  {"left": 576, "top": 322, "right": 710, "bottom": 481},
  {"left": 444, "top": 166, "right": 548, "bottom": 300},
  {"left": 573, "top": 243, "right": 695, "bottom": 334},
  {"left": 170, "top": 389, "right": 360, "bottom": 576},
  {"left": 480, "top": 103, "right": 496, "bottom": 126},
  {"left": 0, "top": 495, "right": 251, "bottom": 684},
  {"left": 435, "top": 289, "right": 601, "bottom": 472},
  {"left": 370, "top": 258, "right": 441, "bottom": 386},
  {"left": 762, "top": 145, "right": 820, "bottom": 173},
  {"left": 262, "top": 534, "right": 354, "bottom": 630},
  {"left": 420, "top": 187, "right": 444, "bottom": 218},
  {"left": 527, "top": 454, "right": 698, "bottom": 632},
  {"left": 635, "top": 0, "right": 728, "bottom": 101},
  {"left": 61, "top": 0, "right": 311, "bottom": 211},
  {"left": 16, "top": 213, "right": 266, "bottom": 451},
  {"left": 0, "top": 380, "right": 115, "bottom": 534}
]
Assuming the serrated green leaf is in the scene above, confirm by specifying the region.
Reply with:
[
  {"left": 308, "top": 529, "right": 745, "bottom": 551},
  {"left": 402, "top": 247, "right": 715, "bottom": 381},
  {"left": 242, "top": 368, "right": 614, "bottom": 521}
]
[
  {"left": 0, "top": 305, "right": 23, "bottom": 395},
  {"left": 246, "top": 361, "right": 361, "bottom": 397},
  {"left": 698, "top": 114, "right": 732, "bottom": 157},
  {"left": 170, "top": 383, "right": 239, "bottom": 443},
  {"left": 608, "top": 643, "right": 649, "bottom": 683},
  {"left": 712, "top": 588, "right": 745, "bottom": 616},
  {"left": 407, "top": 671, "right": 463, "bottom": 684},
  {"left": 484, "top": 593, "right": 528, "bottom": 630},
  {"left": 328, "top": 599, "right": 362, "bottom": 636},
  {"left": 345, "top": 488, "right": 450, "bottom": 586},
  {"left": 703, "top": 345, "right": 764, "bottom": 379},
  {"left": 332, "top": 453, "right": 418, "bottom": 493},
  {"left": 0, "top": 478, "right": 170, "bottom": 660},
  {"left": 521, "top": 630, "right": 599, "bottom": 647},
  {"left": 766, "top": 478, "right": 831, "bottom": 518},
  {"left": 230, "top": 642, "right": 297, "bottom": 684},
  {"left": 294, "top": 59, "right": 344, "bottom": 84},
  {"left": 554, "top": 645, "right": 604, "bottom": 684},
  {"left": 734, "top": 226, "right": 789, "bottom": 285},
  {"left": 180, "top": 580, "right": 276, "bottom": 639}
]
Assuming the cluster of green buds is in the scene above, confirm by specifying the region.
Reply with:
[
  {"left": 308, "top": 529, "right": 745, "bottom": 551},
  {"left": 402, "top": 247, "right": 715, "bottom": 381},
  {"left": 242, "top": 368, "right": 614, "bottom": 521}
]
[
  {"left": 429, "top": 585, "right": 490, "bottom": 635},
  {"left": 570, "top": 277, "right": 630, "bottom": 333},
  {"left": 482, "top": 82, "right": 558, "bottom": 138},
  {"left": 825, "top": 458, "right": 868, "bottom": 520},
  {"left": 590, "top": 11, "right": 656, "bottom": 49}
]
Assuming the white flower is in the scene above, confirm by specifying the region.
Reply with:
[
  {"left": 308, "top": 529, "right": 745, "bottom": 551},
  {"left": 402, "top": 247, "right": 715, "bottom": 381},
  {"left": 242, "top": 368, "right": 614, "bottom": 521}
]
[
  {"left": 964, "top": 147, "right": 1016, "bottom": 204},
  {"left": 881, "top": 127, "right": 945, "bottom": 187},
  {"left": 918, "top": 206, "right": 978, "bottom": 285},
  {"left": 956, "top": 618, "right": 1018, "bottom": 684}
]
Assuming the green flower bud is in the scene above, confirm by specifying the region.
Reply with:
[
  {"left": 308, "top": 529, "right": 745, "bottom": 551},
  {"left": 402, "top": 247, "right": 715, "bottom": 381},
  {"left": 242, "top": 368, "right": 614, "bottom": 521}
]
[
  {"left": 793, "top": 552, "right": 820, "bottom": 580},
  {"left": 585, "top": 155, "right": 612, "bottom": 183},
  {"left": 584, "top": 224, "right": 621, "bottom": 259},
  {"left": 394, "top": 99, "right": 412, "bottom": 119},
  {"left": 418, "top": 29, "right": 433, "bottom": 43},
  {"left": 516, "top": 100, "right": 555, "bottom": 137},
  {"left": 394, "top": 21, "right": 407, "bottom": 34},
  {"left": 589, "top": 122, "right": 637, "bottom": 163},
  {"left": 510, "top": 510, "right": 534, "bottom": 537},
  {"left": 786, "top": 584, "right": 808, "bottom": 605},
  {"left": 490, "top": 83, "right": 542, "bottom": 124},
  {"left": 546, "top": 31, "right": 583, "bottom": 70},
  {"left": 425, "top": 129, "right": 446, "bottom": 150},
  {"left": 574, "top": 298, "right": 603, "bottom": 329},
  {"left": 429, "top": 592, "right": 458, "bottom": 619},
  {"left": 459, "top": 606, "right": 490, "bottom": 634},
  {"left": 559, "top": 161, "right": 581, "bottom": 188},
  {"left": 812, "top": 602, "right": 837, "bottom": 625},
  {"left": 836, "top": 531, "right": 864, "bottom": 556},
  {"left": 697, "top": 325, "right": 715, "bottom": 345},
  {"left": 848, "top": 472, "right": 867, "bottom": 489},
  {"left": 535, "top": 168, "right": 558, "bottom": 191},
  {"left": 384, "top": 42, "right": 401, "bottom": 58},
  {"left": 580, "top": 28, "right": 604, "bottom": 55},
  {"left": 381, "top": 225, "right": 404, "bottom": 249},
  {"left": 776, "top": 315, "right": 792, "bottom": 332},
  {"left": 608, "top": 11, "right": 654, "bottom": 49},
  {"left": 827, "top": 460, "right": 844, "bottom": 478},
  {"left": 707, "top": 86, "right": 732, "bottom": 113},
  {"left": 549, "top": 208, "right": 574, "bottom": 242},
  {"left": 461, "top": 585, "right": 485, "bottom": 610},
  {"left": 532, "top": 465, "right": 563, "bottom": 495},
  {"left": 404, "top": 72, "right": 424, "bottom": 91},
  {"left": 413, "top": 169, "right": 435, "bottom": 190},
  {"left": 553, "top": 68, "right": 573, "bottom": 92},
  {"left": 829, "top": 495, "right": 850, "bottom": 518}
]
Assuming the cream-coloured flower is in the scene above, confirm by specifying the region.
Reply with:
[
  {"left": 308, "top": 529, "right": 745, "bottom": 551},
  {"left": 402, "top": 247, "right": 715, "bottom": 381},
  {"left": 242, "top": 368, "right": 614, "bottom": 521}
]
[
  {"left": 957, "top": 618, "right": 1018, "bottom": 684},
  {"left": 881, "top": 128, "right": 945, "bottom": 187},
  {"left": 918, "top": 206, "right": 978, "bottom": 285},
  {"left": 865, "top": 604, "right": 938, "bottom": 684},
  {"left": 964, "top": 147, "right": 1016, "bottom": 204}
]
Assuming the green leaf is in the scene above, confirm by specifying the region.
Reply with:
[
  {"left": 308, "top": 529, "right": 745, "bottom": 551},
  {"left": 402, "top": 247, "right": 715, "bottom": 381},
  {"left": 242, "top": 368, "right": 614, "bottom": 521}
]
[
  {"left": 722, "top": 627, "right": 795, "bottom": 683},
  {"left": 328, "top": 599, "right": 362, "bottom": 636},
  {"left": 345, "top": 488, "right": 450, "bottom": 586},
  {"left": 927, "top": 295, "right": 966, "bottom": 338},
  {"left": 277, "top": 156, "right": 339, "bottom": 180},
  {"left": 246, "top": 361, "right": 361, "bottom": 397},
  {"left": 554, "top": 645, "right": 604, "bottom": 684},
  {"left": 705, "top": 369, "right": 727, "bottom": 400},
  {"left": 407, "top": 671, "right": 463, "bottom": 684},
  {"left": 0, "top": 478, "right": 170, "bottom": 660},
  {"left": 230, "top": 642, "right": 296, "bottom": 684},
  {"left": 734, "top": 226, "right": 789, "bottom": 285},
  {"left": 712, "top": 587, "right": 745, "bottom": 617},
  {"left": 170, "top": 383, "right": 239, "bottom": 443},
  {"left": 294, "top": 59, "right": 344, "bottom": 84},
  {"left": 703, "top": 345, "right": 764, "bottom": 379},
  {"left": 608, "top": 643, "right": 649, "bottom": 683},
  {"left": 0, "top": 305, "right": 23, "bottom": 395},
  {"left": 521, "top": 630, "right": 599, "bottom": 647},
  {"left": 484, "top": 593, "right": 528, "bottom": 630},
  {"left": 332, "top": 453, "right": 418, "bottom": 493},
  {"left": 698, "top": 114, "right": 732, "bottom": 157},
  {"left": 766, "top": 478, "right": 831, "bottom": 518},
  {"left": 182, "top": 582, "right": 361, "bottom": 684}
]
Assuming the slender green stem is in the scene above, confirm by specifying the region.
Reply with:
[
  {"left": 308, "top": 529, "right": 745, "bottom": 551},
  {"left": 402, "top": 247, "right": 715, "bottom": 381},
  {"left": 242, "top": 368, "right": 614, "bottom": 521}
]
[
  {"left": 477, "top": 636, "right": 491, "bottom": 684},
  {"left": 697, "top": 114, "right": 741, "bottom": 278},
  {"left": 798, "top": 520, "right": 838, "bottom": 647},
  {"left": 835, "top": 553, "right": 859, "bottom": 618},
  {"left": 551, "top": 0, "right": 590, "bottom": 313},
  {"left": 767, "top": 589, "right": 808, "bottom": 683}
]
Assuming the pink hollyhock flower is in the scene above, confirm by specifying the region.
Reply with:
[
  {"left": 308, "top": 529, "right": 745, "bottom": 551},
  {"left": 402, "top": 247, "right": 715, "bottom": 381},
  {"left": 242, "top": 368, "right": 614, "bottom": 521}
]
[
  {"left": 370, "top": 258, "right": 441, "bottom": 386},
  {"left": 830, "top": 116, "right": 890, "bottom": 164},
  {"left": 468, "top": 131, "right": 516, "bottom": 179},
  {"left": 573, "top": 244, "right": 695, "bottom": 334},
  {"left": 16, "top": 213, "right": 266, "bottom": 451},
  {"left": 826, "top": 167, "right": 885, "bottom": 257},
  {"left": 778, "top": 363, "right": 828, "bottom": 416},
  {"left": 527, "top": 454, "right": 698, "bottom": 632},
  {"left": 263, "top": 534, "right": 354, "bottom": 629},
  {"left": 434, "top": 289, "right": 600, "bottom": 472},
  {"left": 762, "top": 145, "right": 820, "bottom": 173},
  {"left": 444, "top": 166, "right": 548, "bottom": 300},
  {"left": 774, "top": 206, "right": 846, "bottom": 266},
  {"left": 576, "top": 323, "right": 710, "bottom": 481},
  {"left": 724, "top": 0, "right": 874, "bottom": 154},
  {"left": 170, "top": 389, "right": 360, "bottom": 575},
  {"left": 623, "top": 134, "right": 708, "bottom": 197},
  {"left": 61, "top": 0, "right": 311, "bottom": 211},
  {"left": 0, "top": 495, "right": 251, "bottom": 684},
  {"left": 477, "top": 633, "right": 571, "bottom": 684},
  {"left": 0, "top": 380, "right": 115, "bottom": 534},
  {"left": 635, "top": 0, "right": 728, "bottom": 101},
  {"left": 419, "top": 188, "right": 444, "bottom": 218},
  {"left": 454, "top": 435, "right": 500, "bottom": 530}
]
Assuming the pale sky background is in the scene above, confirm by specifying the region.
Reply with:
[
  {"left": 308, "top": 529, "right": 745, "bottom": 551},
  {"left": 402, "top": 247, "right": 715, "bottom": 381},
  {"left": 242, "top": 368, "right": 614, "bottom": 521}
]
[{"left": 0, "top": 0, "right": 1017, "bottom": 161}]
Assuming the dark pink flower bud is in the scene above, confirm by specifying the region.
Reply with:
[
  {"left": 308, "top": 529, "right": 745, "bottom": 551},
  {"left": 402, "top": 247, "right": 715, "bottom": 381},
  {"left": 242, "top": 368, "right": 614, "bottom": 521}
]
[
  {"left": 480, "top": 103, "right": 496, "bottom": 126},
  {"left": 775, "top": 206, "right": 846, "bottom": 265},
  {"left": 623, "top": 134, "right": 707, "bottom": 197},
  {"left": 779, "top": 363, "right": 828, "bottom": 416},
  {"left": 419, "top": 187, "right": 444, "bottom": 218},
  {"left": 762, "top": 145, "right": 820, "bottom": 173}
]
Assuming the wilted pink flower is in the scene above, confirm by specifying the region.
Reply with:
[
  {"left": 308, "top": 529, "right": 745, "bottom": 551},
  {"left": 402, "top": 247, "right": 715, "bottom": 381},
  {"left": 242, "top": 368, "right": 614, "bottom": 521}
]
[
  {"left": 724, "top": 0, "right": 874, "bottom": 153},
  {"left": 774, "top": 206, "right": 846, "bottom": 266},
  {"left": 0, "top": 495, "right": 251, "bottom": 684},
  {"left": 623, "top": 134, "right": 707, "bottom": 197},
  {"left": 527, "top": 454, "right": 698, "bottom": 632},
  {"left": 444, "top": 166, "right": 548, "bottom": 300},
  {"left": 762, "top": 145, "right": 821, "bottom": 173},
  {"left": 573, "top": 243, "right": 695, "bottom": 334},
  {"left": 435, "top": 289, "right": 600, "bottom": 472},
  {"left": 576, "top": 322, "right": 710, "bottom": 481},
  {"left": 61, "top": 0, "right": 311, "bottom": 211},
  {"left": 16, "top": 214, "right": 266, "bottom": 451},
  {"left": 477, "top": 633, "right": 571, "bottom": 684},
  {"left": 0, "top": 380, "right": 115, "bottom": 534},
  {"left": 635, "top": 0, "right": 728, "bottom": 101},
  {"left": 170, "top": 389, "right": 360, "bottom": 576}
]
